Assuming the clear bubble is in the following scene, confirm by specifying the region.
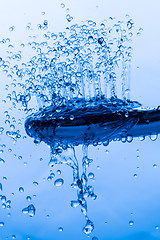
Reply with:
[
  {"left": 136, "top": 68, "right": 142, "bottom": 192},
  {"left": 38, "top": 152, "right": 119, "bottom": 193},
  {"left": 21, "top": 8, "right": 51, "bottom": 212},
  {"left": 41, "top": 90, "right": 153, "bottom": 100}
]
[
  {"left": 12, "top": 235, "right": 16, "bottom": 239},
  {"left": 155, "top": 225, "right": 159, "bottom": 230},
  {"left": 92, "top": 237, "right": 98, "bottom": 240},
  {"left": 54, "top": 178, "right": 64, "bottom": 187}
]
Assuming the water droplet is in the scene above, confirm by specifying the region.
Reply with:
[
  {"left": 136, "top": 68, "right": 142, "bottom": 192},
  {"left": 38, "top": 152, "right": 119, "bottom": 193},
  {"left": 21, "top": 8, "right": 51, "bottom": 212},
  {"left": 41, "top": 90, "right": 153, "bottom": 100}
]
[
  {"left": 133, "top": 174, "right": 137, "bottom": 178},
  {"left": 54, "top": 178, "right": 64, "bottom": 187},
  {"left": 9, "top": 26, "right": 15, "bottom": 31},
  {"left": 83, "top": 219, "right": 94, "bottom": 235},
  {"left": 153, "top": 164, "right": 157, "bottom": 168},
  {"left": 19, "top": 187, "right": 24, "bottom": 193},
  {"left": 57, "top": 169, "right": 61, "bottom": 175},
  {"left": 88, "top": 172, "right": 95, "bottom": 179},
  {"left": 2, "top": 203, "right": 6, "bottom": 209},
  {"left": 155, "top": 225, "right": 159, "bottom": 230},
  {"left": 150, "top": 133, "right": 158, "bottom": 141},
  {"left": 0, "top": 222, "right": 4, "bottom": 227},
  {"left": 58, "top": 227, "right": 63, "bottom": 232},
  {"left": 26, "top": 196, "right": 32, "bottom": 202},
  {"left": 66, "top": 14, "right": 73, "bottom": 22},
  {"left": 33, "top": 181, "right": 39, "bottom": 186},
  {"left": 103, "top": 140, "right": 109, "bottom": 146},
  {"left": 12, "top": 235, "right": 16, "bottom": 239},
  {"left": 61, "top": 3, "right": 65, "bottom": 8},
  {"left": 70, "top": 200, "right": 79, "bottom": 208},
  {"left": 0, "top": 158, "right": 5, "bottom": 164},
  {"left": 139, "top": 136, "right": 145, "bottom": 141},
  {"left": 92, "top": 237, "right": 98, "bottom": 240},
  {"left": 129, "top": 220, "right": 134, "bottom": 226},
  {"left": 70, "top": 115, "right": 74, "bottom": 121},
  {"left": 22, "top": 204, "right": 36, "bottom": 217}
]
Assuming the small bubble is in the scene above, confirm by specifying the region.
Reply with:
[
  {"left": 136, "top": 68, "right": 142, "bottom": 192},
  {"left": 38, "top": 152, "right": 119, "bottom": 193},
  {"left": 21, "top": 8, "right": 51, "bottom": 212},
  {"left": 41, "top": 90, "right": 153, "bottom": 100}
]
[
  {"left": 92, "top": 237, "right": 98, "bottom": 240},
  {"left": 18, "top": 156, "right": 22, "bottom": 160},
  {"left": 12, "top": 235, "right": 16, "bottom": 239},
  {"left": 3, "top": 177, "right": 7, "bottom": 181},
  {"left": 19, "top": 187, "right": 24, "bottom": 193},
  {"left": 58, "top": 227, "right": 63, "bottom": 232},
  {"left": 133, "top": 174, "right": 137, "bottom": 178},
  {"left": 129, "top": 220, "right": 134, "bottom": 226},
  {"left": 54, "top": 178, "right": 64, "bottom": 187}
]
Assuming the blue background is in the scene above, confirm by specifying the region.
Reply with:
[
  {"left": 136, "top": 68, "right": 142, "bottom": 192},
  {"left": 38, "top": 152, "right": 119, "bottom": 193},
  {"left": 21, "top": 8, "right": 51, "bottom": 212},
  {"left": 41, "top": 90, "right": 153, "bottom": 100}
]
[{"left": 0, "top": 0, "right": 160, "bottom": 239}]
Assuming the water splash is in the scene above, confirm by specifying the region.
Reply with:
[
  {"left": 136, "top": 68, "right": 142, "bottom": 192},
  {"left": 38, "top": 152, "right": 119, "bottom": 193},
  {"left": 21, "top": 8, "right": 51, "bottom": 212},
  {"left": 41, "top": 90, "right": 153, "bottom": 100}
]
[{"left": 0, "top": 16, "right": 144, "bottom": 237}]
